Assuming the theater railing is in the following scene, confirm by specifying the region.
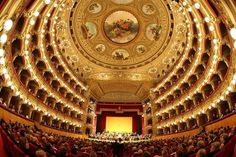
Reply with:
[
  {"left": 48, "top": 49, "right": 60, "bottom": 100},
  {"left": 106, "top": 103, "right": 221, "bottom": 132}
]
[
  {"left": 153, "top": 112, "right": 236, "bottom": 140},
  {"left": 0, "top": 104, "right": 87, "bottom": 138}
]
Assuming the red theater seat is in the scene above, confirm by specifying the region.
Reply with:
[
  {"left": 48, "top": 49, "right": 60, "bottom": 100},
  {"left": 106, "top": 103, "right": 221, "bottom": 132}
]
[
  {"left": 215, "top": 135, "right": 236, "bottom": 157},
  {"left": 234, "top": 144, "right": 236, "bottom": 157},
  {"left": 13, "top": 145, "right": 29, "bottom": 157},
  {"left": 29, "top": 143, "right": 38, "bottom": 156},
  {"left": 1, "top": 130, "right": 29, "bottom": 157},
  {"left": 76, "top": 152, "right": 90, "bottom": 157}
]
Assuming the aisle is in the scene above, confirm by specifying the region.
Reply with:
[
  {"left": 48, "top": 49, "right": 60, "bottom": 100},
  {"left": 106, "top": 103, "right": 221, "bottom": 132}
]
[{"left": 0, "top": 134, "right": 8, "bottom": 157}]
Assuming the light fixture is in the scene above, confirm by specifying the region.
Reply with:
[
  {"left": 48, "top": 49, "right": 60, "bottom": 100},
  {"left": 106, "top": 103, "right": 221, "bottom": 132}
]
[
  {"left": 26, "top": 34, "right": 31, "bottom": 39},
  {"left": 4, "top": 19, "right": 13, "bottom": 31},
  {"left": 30, "top": 19, "right": 36, "bottom": 25},
  {"left": 209, "top": 25, "right": 215, "bottom": 31},
  {"left": 228, "top": 86, "right": 233, "bottom": 91},
  {"left": 213, "top": 39, "right": 218, "bottom": 44},
  {"left": 230, "top": 28, "right": 236, "bottom": 40},
  {"left": 44, "top": 0, "right": 51, "bottom": 4},
  {"left": 0, "top": 58, "right": 5, "bottom": 64},
  {"left": 0, "top": 49, "right": 4, "bottom": 57},
  {"left": 0, "top": 34, "right": 7, "bottom": 43},
  {"left": 204, "top": 17, "right": 210, "bottom": 23},
  {"left": 194, "top": 3, "right": 200, "bottom": 9},
  {"left": 34, "top": 11, "right": 40, "bottom": 17},
  {"left": 2, "top": 68, "right": 7, "bottom": 74}
]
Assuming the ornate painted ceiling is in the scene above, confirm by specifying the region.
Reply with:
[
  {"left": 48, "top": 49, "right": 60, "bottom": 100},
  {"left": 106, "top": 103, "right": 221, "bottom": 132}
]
[{"left": 55, "top": 0, "right": 188, "bottom": 102}]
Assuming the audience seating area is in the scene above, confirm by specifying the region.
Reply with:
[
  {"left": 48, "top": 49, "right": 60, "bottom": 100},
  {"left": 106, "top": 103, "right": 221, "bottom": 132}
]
[{"left": 0, "top": 118, "right": 236, "bottom": 157}]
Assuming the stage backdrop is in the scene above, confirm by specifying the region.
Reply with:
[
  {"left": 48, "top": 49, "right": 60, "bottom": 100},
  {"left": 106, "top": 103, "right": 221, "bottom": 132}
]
[
  {"left": 106, "top": 116, "right": 132, "bottom": 132},
  {"left": 96, "top": 111, "right": 142, "bottom": 134}
]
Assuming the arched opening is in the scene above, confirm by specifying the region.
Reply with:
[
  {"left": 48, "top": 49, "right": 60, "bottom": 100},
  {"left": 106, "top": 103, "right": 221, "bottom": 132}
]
[
  {"left": 31, "top": 110, "right": 41, "bottom": 122},
  {"left": 8, "top": 96, "right": 20, "bottom": 112},
  {"left": 51, "top": 80, "right": 60, "bottom": 91},
  {"left": 19, "top": 104, "right": 31, "bottom": 118},
  {"left": 210, "top": 74, "right": 221, "bottom": 89},
  {"left": 183, "top": 59, "right": 191, "bottom": 70},
  {"left": 164, "top": 81, "right": 171, "bottom": 90},
  {"left": 170, "top": 75, "right": 178, "bottom": 84},
  {"left": 217, "top": 61, "right": 228, "bottom": 78},
  {"left": 219, "top": 21, "right": 228, "bottom": 38},
  {"left": 63, "top": 73, "right": 70, "bottom": 82},
  {"left": 66, "top": 93, "right": 73, "bottom": 101},
  {"left": 221, "top": 44, "right": 231, "bottom": 61},
  {"left": 179, "top": 122, "right": 187, "bottom": 131},
  {"left": 11, "top": 38, "right": 22, "bottom": 57},
  {"left": 43, "top": 71, "right": 53, "bottom": 83},
  {"left": 47, "top": 45, "right": 54, "bottom": 57},
  {"left": 188, "top": 75, "right": 198, "bottom": 87},
  {"left": 198, "top": 114, "right": 208, "bottom": 126},
  {"left": 218, "top": 101, "right": 230, "bottom": 116},
  {"left": 202, "top": 84, "right": 213, "bottom": 98},
  {"left": 16, "top": 16, "right": 25, "bottom": 33},
  {"left": 32, "top": 34, "right": 38, "bottom": 46},
  {"left": 180, "top": 82, "right": 190, "bottom": 93},
  {"left": 177, "top": 68, "right": 184, "bottom": 77},
  {"left": 57, "top": 65, "right": 65, "bottom": 74},
  {"left": 51, "top": 56, "right": 60, "bottom": 66},
  {"left": 32, "top": 49, "right": 41, "bottom": 59},
  {"left": 205, "top": 38, "right": 212, "bottom": 50},
  {"left": 36, "top": 89, "right": 47, "bottom": 102},
  {"left": 195, "top": 64, "right": 205, "bottom": 76},
  {"left": 20, "top": 70, "right": 31, "bottom": 85},
  {"left": 173, "top": 89, "right": 181, "bottom": 99},
  {"left": 27, "top": 80, "right": 39, "bottom": 94},
  {"left": 36, "top": 61, "right": 47, "bottom": 73},
  {"left": 193, "top": 93, "right": 204, "bottom": 105},
  {"left": 201, "top": 53, "right": 209, "bottom": 66},
  {"left": 188, "top": 49, "right": 196, "bottom": 60},
  {"left": 45, "top": 97, "right": 56, "bottom": 108},
  {"left": 59, "top": 87, "right": 67, "bottom": 96},
  {"left": 208, "top": 107, "right": 219, "bottom": 121},
  {"left": 13, "top": 56, "right": 25, "bottom": 73}
]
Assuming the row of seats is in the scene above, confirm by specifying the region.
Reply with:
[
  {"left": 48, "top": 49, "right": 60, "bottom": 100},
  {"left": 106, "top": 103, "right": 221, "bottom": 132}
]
[{"left": 1, "top": 117, "right": 236, "bottom": 157}]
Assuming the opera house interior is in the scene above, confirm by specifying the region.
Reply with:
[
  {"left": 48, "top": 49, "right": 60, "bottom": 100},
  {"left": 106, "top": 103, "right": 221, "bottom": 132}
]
[{"left": 0, "top": 0, "right": 236, "bottom": 156}]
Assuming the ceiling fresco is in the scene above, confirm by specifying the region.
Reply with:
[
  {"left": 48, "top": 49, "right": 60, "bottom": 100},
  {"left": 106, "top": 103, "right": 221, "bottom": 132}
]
[
  {"left": 54, "top": 0, "right": 188, "bottom": 102},
  {"left": 70, "top": 0, "right": 171, "bottom": 69}
]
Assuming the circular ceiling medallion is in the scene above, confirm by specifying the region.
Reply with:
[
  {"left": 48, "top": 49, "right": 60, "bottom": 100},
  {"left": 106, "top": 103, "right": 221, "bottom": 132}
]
[
  {"left": 104, "top": 10, "right": 139, "bottom": 44},
  {"left": 112, "top": 49, "right": 129, "bottom": 60},
  {"left": 136, "top": 45, "right": 146, "bottom": 54},
  {"left": 146, "top": 24, "right": 162, "bottom": 41},
  {"left": 142, "top": 4, "right": 156, "bottom": 15},
  {"left": 81, "top": 22, "right": 97, "bottom": 39},
  {"left": 88, "top": 3, "right": 102, "bottom": 14},
  {"left": 69, "top": 0, "right": 174, "bottom": 69},
  {"left": 148, "top": 67, "right": 158, "bottom": 74},
  {"left": 95, "top": 44, "right": 106, "bottom": 52}
]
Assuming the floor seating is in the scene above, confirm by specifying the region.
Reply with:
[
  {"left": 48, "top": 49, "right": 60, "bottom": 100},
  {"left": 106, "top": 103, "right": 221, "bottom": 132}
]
[{"left": 1, "top": 129, "right": 29, "bottom": 157}]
